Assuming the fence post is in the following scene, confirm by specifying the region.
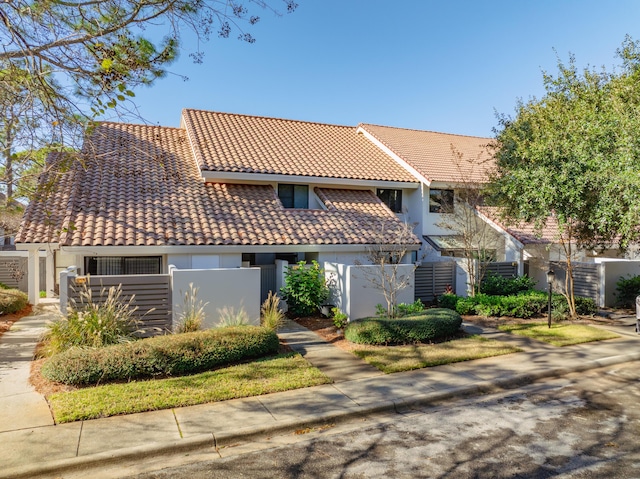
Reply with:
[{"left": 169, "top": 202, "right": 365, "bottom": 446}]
[
  {"left": 59, "top": 266, "right": 76, "bottom": 316},
  {"left": 636, "top": 296, "right": 640, "bottom": 333}
]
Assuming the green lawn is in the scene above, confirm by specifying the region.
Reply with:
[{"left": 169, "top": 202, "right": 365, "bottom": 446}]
[
  {"left": 497, "top": 322, "right": 619, "bottom": 346},
  {"left": 48, "top": 353, "right": 331, "bottom": 423},
  {"left": 352, "top": 336, "right": 521, "bottom": 373}
]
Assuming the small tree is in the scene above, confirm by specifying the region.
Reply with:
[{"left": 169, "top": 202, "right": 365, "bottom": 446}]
[
  {"left": 280, "top": 260, "right": 329, "bottom": 317},
  {"left": 436, "top": 146, "right": 499, "bottom": 296},
  {"left": 356, "top": 217, "right": 420, "bottom": 318}
]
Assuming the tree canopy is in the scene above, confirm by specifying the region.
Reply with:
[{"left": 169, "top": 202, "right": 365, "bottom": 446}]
[
  {"left": 0, "top": 0, "right": 296, "bottom": 204},
  {"left": 490, "top": 36, "right": 640, "bottom": 253}
]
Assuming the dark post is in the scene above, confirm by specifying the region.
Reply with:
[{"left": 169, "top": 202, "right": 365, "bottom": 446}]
[{"left": 546, "top": 269, "right": 555, "bottom": 329}]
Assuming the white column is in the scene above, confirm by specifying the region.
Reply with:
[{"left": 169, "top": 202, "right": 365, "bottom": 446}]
[
  {"left": 27, "top": 249, "right": 40, "bottom": 305},
  {"left": 46, "top": 250, "right": 55, "bottom": 297}
]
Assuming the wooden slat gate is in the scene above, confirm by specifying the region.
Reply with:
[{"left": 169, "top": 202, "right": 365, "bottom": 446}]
[
  {"left": 0, "top": 256, "right": 46, "bottom": 292},
  {"left": 550, "top": 262, "right": 600, "bottom": 305},
  {"left": 415, "top": 261, "right": 456, "bottom": 302},
  {"left": 67, "top": 275, "right": 171, "bottom": 336},
  {"left": 258, "top": 264, "right": 277, "bottom": 304},
  {"left": 484, "top": 262, "right": 518, "bottom": 279}
]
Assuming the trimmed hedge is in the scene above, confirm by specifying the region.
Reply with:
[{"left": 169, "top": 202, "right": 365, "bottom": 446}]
[
  {"left": 344, "top": 308, "right": 462, "bottom": 345},
  {"left": 41, "top": 326, "right": 279, "bottom": 385},
  {"left": 479, "top": 273, "right": 536, "bottom": 296},
  {"left": 439, "top": 290, "right": 597, "bottom": 318},
  {"left": 0, "top": 288, "right": 29, "bottom": 315}
]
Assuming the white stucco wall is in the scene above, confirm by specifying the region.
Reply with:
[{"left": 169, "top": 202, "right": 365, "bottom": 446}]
[
  {"left": 325, "top": 262, "right": 415, "bottom": 320},
  {"left": 594, "top": 259, "right": 640, "bottom": 307},
  {"left": 170, "top": 266, "right": 260, "bottom": 328}
]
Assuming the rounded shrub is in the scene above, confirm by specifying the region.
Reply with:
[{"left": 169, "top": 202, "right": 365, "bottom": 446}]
[
  {"left": 41, "top": 326, "right": 279, "bottom": 385},
  {"left": 344, "top": 308, "right": 462, "bottom": 345},
  {"left": 0, "top": 288, "right": 28, "bottom": 315}
]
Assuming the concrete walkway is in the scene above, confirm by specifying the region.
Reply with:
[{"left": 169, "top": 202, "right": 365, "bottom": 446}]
[{"left": 2, "top": 308, "right": 640, "bottom": 479}]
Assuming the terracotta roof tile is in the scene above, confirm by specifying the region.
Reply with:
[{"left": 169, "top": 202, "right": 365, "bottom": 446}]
[
  {"left": 360, "top": 124, "right": 494, "bottom": 184},
  {"left": 182, "top": 109, "right": 418, "bottom": 183},
  {"left": 17, "top": 123, "right": 420, "bottom": 247},
  {"left": 478, "top": 206, "right": 558, "bottom": 245}
]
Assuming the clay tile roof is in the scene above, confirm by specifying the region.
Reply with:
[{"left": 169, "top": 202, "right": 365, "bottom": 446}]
[
  {"left": 182, "top": 109, "right": 418, "bottom": 183},
  {"left": 359, "top": 123, "right": 495, "bottom": 184},
  {"left": 478, "top": 206, "right": 558, "bottom": 245},
  {"left": 17, "top": 123, "right": 420, "bottom": 247}
]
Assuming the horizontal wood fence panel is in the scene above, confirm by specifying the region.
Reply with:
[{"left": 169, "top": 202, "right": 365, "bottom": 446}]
[
  {"left": 415, "top": 262, "right": 456, "bottom": 302},
  {"left": 484, "top": 262, "right": 518, "bottom": 279},
  {"left": 67, "top": 274, "right": 171, "bottom": 337}
]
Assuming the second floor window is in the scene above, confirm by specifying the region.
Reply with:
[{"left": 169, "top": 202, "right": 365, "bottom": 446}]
[
  {"left": 429, "top": 189, "right": 454, "bottom": 213},
  {"left": 377, "top": 188, "right": 402, "bottom": 213},
  {"left": 278, "top": 184, "right": 308, "bottom": 209}
]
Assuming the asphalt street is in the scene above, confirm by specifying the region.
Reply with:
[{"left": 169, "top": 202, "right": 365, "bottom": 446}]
[{"left": 126, "top": 361, "right": 640, "bottom": 479}]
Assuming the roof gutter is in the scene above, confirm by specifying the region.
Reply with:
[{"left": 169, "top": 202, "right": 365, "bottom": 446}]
[
  {"left": 199, "top": 171, "right": 419, "bottom": 189},
  {"left": 61, "top": 243, "right": 421, "bottom": 255}
]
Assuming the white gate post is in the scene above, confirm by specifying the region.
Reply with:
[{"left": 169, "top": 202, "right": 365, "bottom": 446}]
[{"left": 27, "top": 249, "right": 40, "bottom": 305}]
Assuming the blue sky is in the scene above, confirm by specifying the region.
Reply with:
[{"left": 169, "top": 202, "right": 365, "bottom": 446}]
[{"left": 128, "top": 0, "right": 640, "bottom": 138}]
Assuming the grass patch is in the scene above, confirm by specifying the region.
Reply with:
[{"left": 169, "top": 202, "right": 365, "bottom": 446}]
[
  {"left": 352, "top": 336, "right": 521, "bottom": 373},
  {"left": 498, "top": 322, "right": 620, "bottom": 346},
  {"left": 47, "top": 353, "right": 331, "bottom": 423}
]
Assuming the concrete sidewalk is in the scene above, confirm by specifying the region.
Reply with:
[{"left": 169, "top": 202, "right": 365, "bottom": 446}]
[{"left": 2, "top": 308, "right": 640, "bottom": 479}]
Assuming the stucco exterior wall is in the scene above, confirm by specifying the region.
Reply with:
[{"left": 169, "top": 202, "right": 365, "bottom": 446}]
[
  {"left": 325, "top": 262, "right": 415, "bottom": 320},
  {"left": 170, "top": 266, "right": 260, "bottom": 328}
]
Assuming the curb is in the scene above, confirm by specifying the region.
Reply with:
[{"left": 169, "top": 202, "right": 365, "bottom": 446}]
[{"left": 4, "top": 350, "right": 640, "bottom": 479}]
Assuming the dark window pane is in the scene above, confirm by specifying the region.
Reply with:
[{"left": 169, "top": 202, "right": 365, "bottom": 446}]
[
  {"left": 84, "top": 257, "right": 161, "bottom": 275},
  {"left": 429, "top": 189, "right": 454, "bottom": 213},
  {"left": 278, "top": 184, "right": 308, "bottom": 209},
  {"left": 293, "top": 185, "right": 308, "bottom": 209},
  {"left": 278, "top": 184, "right": 294, "bottom": 208},
  {"left": 376, "top": 189, "right": 402, "bottom": 213}
]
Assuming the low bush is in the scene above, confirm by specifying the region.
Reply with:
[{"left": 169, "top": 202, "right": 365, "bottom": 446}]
[
  {"left": 451, "top": 290, "right": 597, "bottom": 319},
  {"left": 479, "top": 273, "right": 537, "bottom": 296},
  {"left": 437, "top": 293, "right": 460, "bottom": 311},
  {"left": 614, "top": 275, "right": 640, "bottom": 308},
  {"left": 0, "top": 288, "right": 28, "bottom": 315},
  {"left": 572, "top": 296, "right": 598, "bottom": 316},
  {"left": 344, "top": 308, "right": 462, "bottom": 345},
  {"left": 41, "top": 326, "right": 279, "bottom": 386}
]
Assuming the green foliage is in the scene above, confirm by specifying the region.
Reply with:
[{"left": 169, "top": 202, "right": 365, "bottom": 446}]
[
  {"left": 331, "top": 307, "right": 348, "bottom": 329},
  {"left": 344, "top": 308, "right": 462, "bottom": 345},
  {"left": 437, "top": 293, "right": 460, "bottom": 311},
  {"left": 173, "top": 283, "right": 206, "bottom": 333},
  {"left": 0, "top": 282, "right": 10, "bottom": 290},
  {"left": 41, "top": 326, "right": 279, "bottom": 385},
  {"left": 43, "top": 284, "right": 139, "bottom": 355},
  {"left": 453, "top": 290, "right": 597, "bottom": 319},
  {"left": 0, "top": 288, "right": 28, "bottom": 314},
  {"left": 280, "top": 261, "right": 330, "bottom": 317},
  {"left": 615, "top": 275, "right": 640, "bottom": 308},
  {"left": 491, "top": 37, "right": 640, "bottom": 252},
  {"left": 0, "top": 1, "right": 297, "bottom": 149},
  {"left": 375, "top": 299, "right": 425, "bottom": 318},
  {"left": 479, "top": 273, "right": 537, "bottom": 296},
  {"left": 260, "top": 291, "right": 285, "bottom": 331},
  {"left": 573, "top": 296, "right": 598, "bottom": 316}
]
